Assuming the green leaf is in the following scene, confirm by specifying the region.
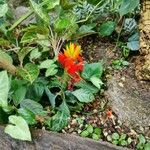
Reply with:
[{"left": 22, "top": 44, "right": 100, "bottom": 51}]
[
  {"left": 26, "top": 80, "right": 45, "bottom": 102},
  {"left": 59, "top": 100, "right": 70, "bottom": 116},
  {"left": 90, "top": 76, "right": 103, "bottom": 89},
  {"left": 18, "top": 63, "right": 39, "bottom": 83},
  {"left": 92, "top": 133, "right": 100, "bottom": 140},
  {"left": 30, "top": 0, "right": 49, "bottom": 24},
  {"left": 82, "top": 62, "right": 103, "bottom": 80},
  {"left": 72, "top": 88, "right": 94, "bottom": 103},
  {"left": 5, "top": 115, "right": 31, "bottom": 141},
  {"left": 0, "top": 49, "right": 13, "bottom": 64},
  {"left": 86, "top": 125, "right": 93, "bottom": 134},
  {"left": 120, "top": 134, "right": 126, "bottom": 140},
  {"left": 112, "top": 140, "right": 119, "bottom": 145},
  {"left": 45, "top": 87, "right": 57, "bottom": 108},
  {"left": 139, "top": 134, "right": 146, "bottom": 144},
  {"left": 145, "top": 142, "right": 150, "bottom": 150},
  {"left": 99, "top": 21, "right": 116, "bottom": 37},
  {"left": 20, "top": 99, "right": 44, "bottom": 115},
  {"left": 75, "top": 81, "right": 99, "bottom": 94},
  {"left": 12, "top": 84, "right": 27, "bottom": 106},
  {"left": 0, "top": 71, "right": 9, "bottom": 107},
  {"left": 50, "top": 111, "right": 69, "bottom": 131},
  {"left": 127, "top": 33, "right": 140, "bottom": 51},
  {"left": 18, "top": 48, "right": 33, "bottom": 63},
  {"left": 21, "top": 32, "right": 37, "bottom": 44},
  {"left": 127, "top": 137, "right": 132, "bottom": 144},
  {"left": 39, "top": 59, "right": 55, "bottom": 69},
  {"left": 18, "top": 108, "right": 36, "bottom": 125},
  {"left": 30, "top": 48, "right": 41, "bottom": 61},
  {"left": 0, "top": 3, "right": 8, "bottom": 17},
  {"left": 45, "top": 65, "right": 58, "bottom": 77},
  {"left": 120, "top": 140, "right": 127, "bottom": 146},
  {"left": 112, "top": 133, "right": 120, "bottom": 140},
  {"left": 44, "top": 0, "right": 60, "bottom": 10},
  {"left": 119, "top": 0, "right": 139, "bottom": 16},
  {"left": 94, "top": 128, "right": 102, "bottom": 135},
  {"left": 80, "top": 130, "right": 90, "bottom": 137}
]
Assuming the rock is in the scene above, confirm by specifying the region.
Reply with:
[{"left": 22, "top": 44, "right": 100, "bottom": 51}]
[
  {"left": 0, "top": 126, "right": 130, "bottom": 150},
  {"left": 105, "top": 70, "right": 150, "bottom": 127}
]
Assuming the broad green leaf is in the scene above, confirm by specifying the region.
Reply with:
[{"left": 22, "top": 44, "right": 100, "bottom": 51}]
[
  {"left": 80, "top": 130, "right": 89, "bottom": 137},
  {"left": 127, "top": 33, "right": 140, "bottom": 51},
  {"left": 26, "top": 80, "right": 45, "bottom": 102},
  {"left": 18, "top": 63, "right": 39, "bottom": 83},
  {"left": 87, "top": 0, "right": 100, "bottom": 5},
  {"left": 59, "top": 100, "right": 70, "bottom": 116},
  {"left": 90, "top": 76, "right": 103, "bottom": 89},
  {"left": 120, "top": 140, "right": 127, "bottom": 146},
  {"left": 0, "top": 49, "right": 13, "bottom": 64},
  {"left": 0, "top": 71, "right": 9, "bottom": 107},
  {"left": 30, "top": 0, "right": 49, "bottom": 24},
  {"left": 86, "top": 125, "right": 93, "bottom": 134},
  {"left": 99, "top": 21, "right": 116, "bottom": 37},
  {"left": 138, "top": 134, "right": 146, "bottom": 144},
  {"left": 20, "top": 99, "right": 44, "bottom": 115},
  {"left": 120, "top": 134, "right": 126, "bottom": 140},
  {"left": 30, "top": 48, "right": 41, "bottom": 61},
  {"left": 44, "top": 0, "right": 60, "bottom": 10},
  {"left": 145, "top": 142, "right": 150, "bottom": 150},
  {"left": 0, "top": 3, "right": 8, "bottom": 17},
  {"left": 72, "top": 89, "right": 94, "bottom": 103},
  {"left": 119, "top": 0, "right": 139, "bottom": 16},
  {"left": 39, "top": 59, "right": 55, "bottom": 69},
  {"left": 82, "top": 62, "right": 103, "bottom": 80},
  {"left": 75, "top": 81, "right": 99, "bottom": 94},
  {"left": 12, "top": 85, "right": 27, "bottom": 106},
  {"left": 5, "top": 115, "right": 31, "bottom": 141},
  {"left": 50, "top": 111, "right": 70, "bottom": 131},
  {"left": 45, "top": 87, "right": 57, "bottom": 108},
  {"left": 18, "top": 108, "right": 36, "bottom": 125},
  {"left": 21, "top": 32, "right": 37, "bottom": 44},
  {"left": 94, "top": 128, "right": 102, "bottom": 135},
  {"left": 0, "top": 38, "right": 10, "bottom": 47},
  {"left": 18, "top": 48, "right": 33, "bottom": 64},
  {"left": 92, "top": 133, "right": 100, "bottom": 140},
  {"left": 112, "top": 133, "right": 119, "bottom": 140},
  {"left": 45, "top": 65, "right": 58, "bottom": 77}
]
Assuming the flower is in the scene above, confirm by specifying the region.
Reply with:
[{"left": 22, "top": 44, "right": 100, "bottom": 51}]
[
  {"left": 64, "top": 43, "right": 81, "bottom": 60},
  {"left": 58, "top": 43, "right": 84, "bottom": 76}
]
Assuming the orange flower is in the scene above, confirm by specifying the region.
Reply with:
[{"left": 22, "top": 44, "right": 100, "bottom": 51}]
[
  {"left": 106, "top": 110, "right": 113, "bottom": 118},
  {"left": 58, "top": 43, "right": 84, "bottom": 76},
  {"left": 64, "top": 43, "right": 81, "bottom": 60}
]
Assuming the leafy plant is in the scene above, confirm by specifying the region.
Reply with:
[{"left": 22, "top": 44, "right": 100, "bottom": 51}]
[
  {"left": 112, "top": 59, "right": 129, "bottom": 70},
  {"left": 136, "top": 134, "right": 150, "bottom": 150},
  {"left": 80, "top": 124, "right": 102, "bottom": 140},
  {"left": 107, "top": 133, "right": 132, "bottom": 146}
]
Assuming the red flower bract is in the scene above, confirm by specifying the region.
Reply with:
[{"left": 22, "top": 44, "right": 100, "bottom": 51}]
[{"left": 58, "top": 43, "right": 84, "bottom": 78}]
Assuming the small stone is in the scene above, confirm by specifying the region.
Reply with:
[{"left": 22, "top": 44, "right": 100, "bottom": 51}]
[
  {"left": 121, "top": 77, "right": 126, "bottom": 82},
  {"left": 103, "top": 131, "right": 108, "bottom": 137},
  {"left": 118, "top": 82, "right": 124, "bottom": 87},
  {"left": 93, "top": 109, "right": 98, "bottom": 113}
]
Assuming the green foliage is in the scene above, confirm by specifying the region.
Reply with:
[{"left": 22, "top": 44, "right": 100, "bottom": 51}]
[
  {"left": 80, "top": 124, "right": 102, "bottom": 140},
  {"left": 136, "top": 134, "right": 150, "bottom": 150},
  {"left": 0, "top": 71, "right": 9, "bottom": 107},
  {"left": 18, "top": 63, "right": 40, "bottom": 84},
  {"left": 110, "top": 132, "right": 132, "bottom": 146},
  {"left": 112, "top": 59, "right": 129, "bottom": 70},
  {"left": 99, "top": 21, "right": 116, "bottom": 37},
  {"left": 5, "top": 115, "right": 31, "bottom": 141}
]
